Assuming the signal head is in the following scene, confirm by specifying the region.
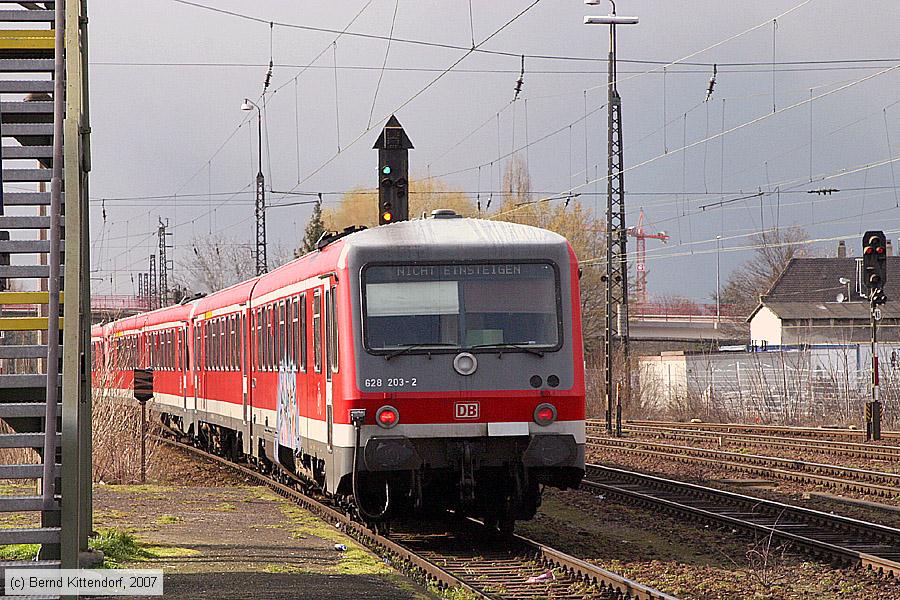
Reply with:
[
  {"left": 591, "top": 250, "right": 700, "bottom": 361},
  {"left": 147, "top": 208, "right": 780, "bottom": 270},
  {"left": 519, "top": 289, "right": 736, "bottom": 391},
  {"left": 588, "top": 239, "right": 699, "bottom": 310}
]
[{"left": 382, "top": 165, "right": 391, "bottom": 175}]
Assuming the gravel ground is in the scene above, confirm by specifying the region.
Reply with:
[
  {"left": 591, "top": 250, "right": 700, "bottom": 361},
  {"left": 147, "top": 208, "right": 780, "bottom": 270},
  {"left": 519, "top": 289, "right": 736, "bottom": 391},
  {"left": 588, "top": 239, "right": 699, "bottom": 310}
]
[
  {"left": 92, "top": 444, "right": 430, "bottom": 600},
  {"left": 587, "top": 441, "right": 900, "bottom": 511},
  {"left": 520, "top": 487, "right": 900, "bottom": 600}
]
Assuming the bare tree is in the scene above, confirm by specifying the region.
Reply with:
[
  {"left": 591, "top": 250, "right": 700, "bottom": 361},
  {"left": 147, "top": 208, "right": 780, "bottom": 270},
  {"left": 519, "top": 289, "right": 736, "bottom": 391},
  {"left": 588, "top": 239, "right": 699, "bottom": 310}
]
[
  {"left": 176, "top": 234, "right": 255, "bottom": 294},
  {"left": 719, "top": 227, "right": 811, "bottom": 316},
  {"left": 501, "top": 154, "right": 532, "bottom": 204}
]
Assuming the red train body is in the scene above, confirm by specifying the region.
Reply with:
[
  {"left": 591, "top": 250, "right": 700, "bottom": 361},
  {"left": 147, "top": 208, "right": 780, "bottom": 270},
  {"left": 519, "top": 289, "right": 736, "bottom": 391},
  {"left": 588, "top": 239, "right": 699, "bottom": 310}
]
[{"left": 93, "top": 214, "right": 585, "bottom": 529}]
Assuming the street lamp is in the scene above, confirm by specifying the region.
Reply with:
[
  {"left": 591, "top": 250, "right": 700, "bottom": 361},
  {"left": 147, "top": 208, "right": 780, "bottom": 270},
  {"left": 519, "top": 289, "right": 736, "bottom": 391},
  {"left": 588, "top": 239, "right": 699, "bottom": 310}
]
[
  {"left": 241, "top": 98, "right": 267, "bottom": 275},
  {"left": 585, "top": 0, "right": 638, "bottom": 435}
]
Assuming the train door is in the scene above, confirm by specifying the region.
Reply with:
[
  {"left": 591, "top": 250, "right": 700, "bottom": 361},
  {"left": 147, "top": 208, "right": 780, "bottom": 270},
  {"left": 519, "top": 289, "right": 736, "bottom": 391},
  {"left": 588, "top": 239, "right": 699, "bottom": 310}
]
[
  {"left": 190, "top": 322, "right": 198, "bottom": 414},
  {"left": 180, "top": 325, "right": 188, "bottom": 409},
  {"left": 196, "top": 320, "right": 204, "bottom": 414},
  {"left": 313, "top": 289, "right": 331, "bottom": 453},
  {"left": 324, "top": 283, "right": 337, "bottom": 454},
  {"left": 241, "top": 308, "right": 250, "bottom": 423}
]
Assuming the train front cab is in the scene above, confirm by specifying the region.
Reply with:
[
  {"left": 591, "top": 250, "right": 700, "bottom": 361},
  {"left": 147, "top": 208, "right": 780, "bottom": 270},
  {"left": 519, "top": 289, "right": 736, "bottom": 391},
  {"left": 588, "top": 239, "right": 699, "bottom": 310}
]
[{"left": 340, "top": 218, "right": 586, "bottom": 525}]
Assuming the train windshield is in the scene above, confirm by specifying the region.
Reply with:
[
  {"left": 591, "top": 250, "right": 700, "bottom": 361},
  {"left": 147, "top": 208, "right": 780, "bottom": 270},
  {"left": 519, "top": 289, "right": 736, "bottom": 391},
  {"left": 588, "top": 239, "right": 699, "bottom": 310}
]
[{"left": 363, "top": 262, "right": 560, "bottom": 352}]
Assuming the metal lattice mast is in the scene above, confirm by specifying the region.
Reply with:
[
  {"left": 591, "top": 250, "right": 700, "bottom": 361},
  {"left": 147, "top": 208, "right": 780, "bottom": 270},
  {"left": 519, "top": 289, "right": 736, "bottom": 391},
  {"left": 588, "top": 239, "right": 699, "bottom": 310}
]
[
  {"left": 157, "top": 218, "right": 171, "bottom": 306},
  {"left": 604, "top": 17, "right": 630, "bottom": 434},
  {"left": 148, "top": 254, "right": 157, "bottom": 310},
  {"left": 255, "top": 170, "right": 267, "bottom": 274},
  {"left": 240, "top": 98, "right": 267, "bottom": 275}
]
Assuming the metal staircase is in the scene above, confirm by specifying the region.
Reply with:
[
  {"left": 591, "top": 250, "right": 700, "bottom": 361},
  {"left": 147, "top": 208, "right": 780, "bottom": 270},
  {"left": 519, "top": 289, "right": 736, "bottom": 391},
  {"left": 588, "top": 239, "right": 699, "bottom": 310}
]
[{"left": 0, "top": 0, "right": 92, "bottom": 586}]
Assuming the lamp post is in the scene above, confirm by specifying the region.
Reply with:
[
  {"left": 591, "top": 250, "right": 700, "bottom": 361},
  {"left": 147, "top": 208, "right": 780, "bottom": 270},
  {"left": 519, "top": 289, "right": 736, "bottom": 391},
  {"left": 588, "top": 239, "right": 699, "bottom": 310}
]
[
  {"left": 585, "top": 1, "right": 639, "bottom": 434},
  {"left": 241, "top": 98, "right": 267, "bottom": 275}
]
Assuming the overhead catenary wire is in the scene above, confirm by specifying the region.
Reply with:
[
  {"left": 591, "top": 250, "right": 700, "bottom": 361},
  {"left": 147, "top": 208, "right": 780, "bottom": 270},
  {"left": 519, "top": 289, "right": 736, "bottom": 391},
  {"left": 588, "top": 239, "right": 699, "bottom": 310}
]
[
  {"left": 269, "top": 0, "right": 546, "bottom": 204},
  {"left": 367, "top": 0, "right": 399, "bottom": 129},
  {"left": 490, "top": 62, "right": 900, "bottom": 222},
  {"left": 169, "top": 0, "right": 818, "bottom": 68}
]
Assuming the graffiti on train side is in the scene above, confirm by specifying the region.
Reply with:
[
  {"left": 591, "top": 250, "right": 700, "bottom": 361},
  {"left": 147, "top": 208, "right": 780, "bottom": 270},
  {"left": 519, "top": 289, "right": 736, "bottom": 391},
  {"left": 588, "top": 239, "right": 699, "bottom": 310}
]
[{"left": 276, "top": 361, "right": 300, "bottom": 450}]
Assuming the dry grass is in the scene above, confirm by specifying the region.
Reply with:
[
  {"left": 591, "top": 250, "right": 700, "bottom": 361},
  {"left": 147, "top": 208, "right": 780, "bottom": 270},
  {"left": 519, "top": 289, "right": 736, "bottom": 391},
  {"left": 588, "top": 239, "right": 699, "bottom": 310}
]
[{"left": 92, "top": 355, "right": 161, "bottom": 484}]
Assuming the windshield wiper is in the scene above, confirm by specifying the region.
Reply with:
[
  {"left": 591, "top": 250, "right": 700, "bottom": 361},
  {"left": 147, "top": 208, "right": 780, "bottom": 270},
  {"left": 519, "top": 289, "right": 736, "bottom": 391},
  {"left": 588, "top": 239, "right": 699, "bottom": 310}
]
[
  {"left": 384, "top": 343, "right": 457, "bottom": 361},
  {"left": 469, "top": 343, "right": 545, "bottom": 357}
]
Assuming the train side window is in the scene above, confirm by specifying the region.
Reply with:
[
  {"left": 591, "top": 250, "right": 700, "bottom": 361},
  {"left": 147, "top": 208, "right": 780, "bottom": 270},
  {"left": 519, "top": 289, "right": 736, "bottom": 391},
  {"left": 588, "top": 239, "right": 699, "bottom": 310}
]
[
  {"left": 324, "top": 290, "right": 332, "bottom": 379},
  {"left": 236, "top": 313, "right": 243, "bottom": 371},
  {"left": 298, "top": 294, "right": 307, "bottom": 372},
  {"left": 262, "top": 307, "right": 269, "bottom": 371},
  {"left": 255, "top": 310, "right": 261, "bottom": 371},
  {"left": 274, "top": 302, "right": 282, "bottom": 369},
  {"left": 168, "top": 330, "right": 173, "bottom": 371},
  {"left": 224, "top": 317, "right": 229, "bottom": 371},
  {"left": 219, "top": 318, "right": 225, "bottom": 371},
  {"left": 278, "top": 301, "right": 286, "bottom": 368},
  {"left": 313, "top": 290, "right": 322, "bottom": 373},
  {"left": 268, "top": 305, "right": 275, "bottom": 370},
  {"left": 284, "top": 299, "right": 292, "bottom": 370},
  {"left": 229, "top": 314, "right": 237, "bottom": 371},
  {"left": 279, "top": 300, "right": 287, "bottom": 368},
  {"left": 329, "top": 285, "right": 339, "bottom": 373},
  {"left": 230, "top": 315, "right": 235, "bottom": 371},
  {"left": 228, "top": 315, "right": 234, "bottom": 371}
]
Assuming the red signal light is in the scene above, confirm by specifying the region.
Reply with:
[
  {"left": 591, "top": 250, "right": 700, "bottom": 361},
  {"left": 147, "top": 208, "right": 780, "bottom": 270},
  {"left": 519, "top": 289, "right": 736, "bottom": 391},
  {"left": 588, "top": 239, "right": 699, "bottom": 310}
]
[
  {"left": 877, "top": 246, "right": 885, "bottom": 254},
  {"left": 865, "top": 247, "right": 874, "bottom": 254},
  {"left": 533, "top": 403, "right": 557, "bottom": 426},
  {"left": 382, "top": 212, "right": 393, "bottom": 222},
  {"left": 376, "top": 406, "right": 399, "bottom": 428}
]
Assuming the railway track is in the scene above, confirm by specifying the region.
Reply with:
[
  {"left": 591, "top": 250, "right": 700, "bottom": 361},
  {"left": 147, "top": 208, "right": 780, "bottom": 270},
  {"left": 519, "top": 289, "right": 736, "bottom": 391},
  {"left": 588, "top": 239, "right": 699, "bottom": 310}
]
[
  {"left": 587, "top": 435, "right": 900, "bottom": 498},
  {"left": 619, "top": 419, "right": 900, "bottom": 442},
  {"left": 586, "top": 422, "right": 900, "bottom": 462},
  {"left": 583, "top": 464, "right": 900, "bottom": 577},
  {"left": 157, "top": 436, "right": 675, "bottom": 600}
]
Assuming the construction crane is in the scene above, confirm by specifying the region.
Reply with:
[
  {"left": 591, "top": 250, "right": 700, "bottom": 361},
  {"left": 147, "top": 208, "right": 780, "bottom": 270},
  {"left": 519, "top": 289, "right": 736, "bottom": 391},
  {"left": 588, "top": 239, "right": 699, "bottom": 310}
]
[{"left": 626, "top": 209, "right": 669, "bottom": 305}]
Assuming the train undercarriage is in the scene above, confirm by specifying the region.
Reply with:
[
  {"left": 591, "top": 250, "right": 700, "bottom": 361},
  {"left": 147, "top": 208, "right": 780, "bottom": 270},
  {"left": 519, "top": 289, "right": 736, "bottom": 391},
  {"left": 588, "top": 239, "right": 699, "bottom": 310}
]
[{"left": 160, "top": 413, "right": 583, "bottom": 533}]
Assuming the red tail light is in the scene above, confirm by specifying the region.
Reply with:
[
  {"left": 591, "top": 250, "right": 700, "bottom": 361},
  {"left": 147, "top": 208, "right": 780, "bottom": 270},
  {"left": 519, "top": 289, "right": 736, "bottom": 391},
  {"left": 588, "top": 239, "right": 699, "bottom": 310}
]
[
  {"left": 376, "top": 406, "right": 399, "bottom": 428},
  {"left": 534, "top": 403, "right": 557, "bottom": 426}
]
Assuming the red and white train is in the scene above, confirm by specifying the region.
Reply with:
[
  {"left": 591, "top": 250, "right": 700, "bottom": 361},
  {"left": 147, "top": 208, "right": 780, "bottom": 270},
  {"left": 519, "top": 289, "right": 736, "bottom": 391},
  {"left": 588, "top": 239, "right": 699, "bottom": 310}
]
[{"left": 93, "top": 211, "right": 585, "bottom": 530}]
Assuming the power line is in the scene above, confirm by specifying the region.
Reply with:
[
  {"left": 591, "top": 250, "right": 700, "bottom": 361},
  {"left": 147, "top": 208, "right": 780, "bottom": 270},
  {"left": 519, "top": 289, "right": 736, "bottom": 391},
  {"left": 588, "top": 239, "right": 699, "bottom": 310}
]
[
  {"left": 272, "top": 0, "right": 545, "bottom": 202},
  {"left": 492, "top": 62, "right": 900, "bottom": 222},
  {"left": 90, "top": 60, "right": 900, "bottom": 74},
  {"left": 169, "top": 0, "right": 856, "bottom": 70}
]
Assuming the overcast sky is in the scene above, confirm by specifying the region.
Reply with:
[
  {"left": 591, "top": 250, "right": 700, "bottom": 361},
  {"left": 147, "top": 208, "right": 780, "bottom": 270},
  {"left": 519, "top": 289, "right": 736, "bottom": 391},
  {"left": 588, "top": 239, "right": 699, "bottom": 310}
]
[{"left": 87, "top": 0, "right": 900, "bottom": 302}]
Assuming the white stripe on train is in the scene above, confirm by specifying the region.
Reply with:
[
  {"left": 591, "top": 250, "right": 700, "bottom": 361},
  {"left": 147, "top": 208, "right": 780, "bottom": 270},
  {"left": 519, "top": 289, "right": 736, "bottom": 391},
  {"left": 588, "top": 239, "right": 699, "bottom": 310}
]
[{"left": 149, "top": 391, "right": 585, "bottom": 449}]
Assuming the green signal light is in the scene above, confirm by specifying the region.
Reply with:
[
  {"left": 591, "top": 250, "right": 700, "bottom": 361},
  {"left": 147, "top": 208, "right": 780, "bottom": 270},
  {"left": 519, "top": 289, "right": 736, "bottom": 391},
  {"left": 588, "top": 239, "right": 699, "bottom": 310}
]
[{"left": 382, "top": 166, "right": 391, "bottom": 175}]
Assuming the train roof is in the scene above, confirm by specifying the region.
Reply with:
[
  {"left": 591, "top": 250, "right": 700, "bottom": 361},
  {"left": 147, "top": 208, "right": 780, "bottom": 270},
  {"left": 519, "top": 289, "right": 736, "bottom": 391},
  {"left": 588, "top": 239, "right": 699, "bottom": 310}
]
[{"left": 342, "top": 216, "right": 568, "bottom": 251}]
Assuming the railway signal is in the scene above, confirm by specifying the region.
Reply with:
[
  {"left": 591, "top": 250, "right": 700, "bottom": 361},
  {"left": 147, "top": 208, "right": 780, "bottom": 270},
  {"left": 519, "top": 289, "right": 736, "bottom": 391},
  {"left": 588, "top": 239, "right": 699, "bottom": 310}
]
[
  {"left": 862, "top": 230, "right": 887, "bottom": 303},
  {"left": 861, "top": 230, "right": 888, "bottom": 441},
  {"left": 373, "top": 115, "right": 413, "bottom": 225}
]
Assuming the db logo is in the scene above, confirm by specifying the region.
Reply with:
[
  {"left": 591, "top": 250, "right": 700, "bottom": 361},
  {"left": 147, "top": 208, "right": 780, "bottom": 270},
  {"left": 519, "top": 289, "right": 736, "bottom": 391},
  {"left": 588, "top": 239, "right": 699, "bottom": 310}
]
[{"left": 454, "top": 402, "right": 479, "bottom": 419}]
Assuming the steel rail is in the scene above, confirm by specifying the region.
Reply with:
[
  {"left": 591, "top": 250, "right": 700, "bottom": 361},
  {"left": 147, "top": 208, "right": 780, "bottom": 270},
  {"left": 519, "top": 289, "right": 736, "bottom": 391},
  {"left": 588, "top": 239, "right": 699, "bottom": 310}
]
[
  {"left": 155, "top": 435, "right": 675, "bottom": 600},
  {"left": 620, "top": 419, "right": 900, "bottom": 441},
  {"left": 587, "top": 436, "right": 900, "bottom": 497},
  {"left": 587, "top": 422, "right": 900, "bottom": 461},
  {"left": 582, "top": 463, "right": 900, "bottom": 577}
]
